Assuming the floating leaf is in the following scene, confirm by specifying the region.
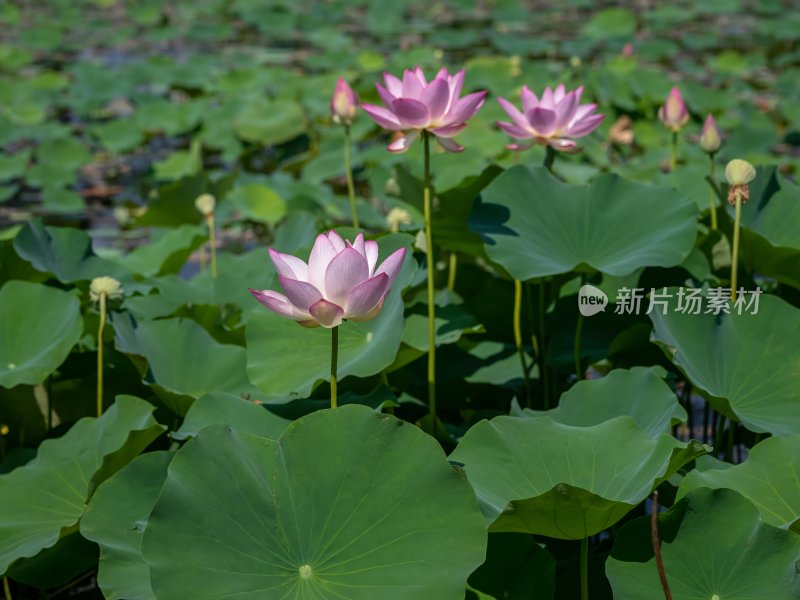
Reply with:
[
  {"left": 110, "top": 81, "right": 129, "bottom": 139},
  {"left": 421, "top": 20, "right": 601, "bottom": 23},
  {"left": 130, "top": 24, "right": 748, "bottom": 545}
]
[
  {"left": 230, "top": 182, "right": 287, "bottom": 225},
  {"left": 142, "top": 406, "right": 487, "bottom": 599},
  {"left": 173, "top": 392, "right": 290, "bottom": 441}
]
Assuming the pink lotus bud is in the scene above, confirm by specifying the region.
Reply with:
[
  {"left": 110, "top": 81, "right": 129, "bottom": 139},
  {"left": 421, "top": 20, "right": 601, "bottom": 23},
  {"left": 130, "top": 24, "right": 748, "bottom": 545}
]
[
  {"left": 496, "top": 84, "right": 605, "bottom": 152},
  {"left": 699, "top": 114, "right": 721, "bottom": 154},
  {"left": 249, "top": 232, "right": 406, "bottom": 328},
  {"left": 361, "top": 67, "right": 487, "bottom": 153},
  {"left": 330, "top": 78, "right": 358, "bottom": 126},
  {"left": 622, "top": 43, "right": 634, "bottom": 57},
  {"left": 658, "top": 87, "right": 689, "bottom": 132}
]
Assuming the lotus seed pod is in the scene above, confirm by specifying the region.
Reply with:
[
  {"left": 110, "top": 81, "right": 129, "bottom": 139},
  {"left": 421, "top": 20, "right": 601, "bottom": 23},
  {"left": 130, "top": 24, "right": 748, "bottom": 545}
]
[
  {"left": 725, "top": 159, "right": 756, "bottom": 205},
  {"left": 90, "top": 276, "right": 124, "bottom": 302},
  {"left": 195, "top": 193, "right": 216, "bottom": 216}
]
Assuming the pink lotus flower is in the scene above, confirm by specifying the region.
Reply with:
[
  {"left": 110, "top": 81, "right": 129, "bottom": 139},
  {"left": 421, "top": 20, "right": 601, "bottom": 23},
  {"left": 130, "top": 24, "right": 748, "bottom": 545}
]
[
  {"left": 361, "top": 67, "right": 487, "bottom": 153},
  {"left": 330, "top": 78, "right": 358, "bottom": 126},
  {"left": 249, "top": 231, "right": 406, "bottom": 329},
  {"left": 699, "top": 114, "right": 721, "bottom": 154},
  {"left": 496, "top": 84, "right": 605, "bottom": 152},
  {"left": 659, "top": 87, "right": 689, "bottom": 132}
]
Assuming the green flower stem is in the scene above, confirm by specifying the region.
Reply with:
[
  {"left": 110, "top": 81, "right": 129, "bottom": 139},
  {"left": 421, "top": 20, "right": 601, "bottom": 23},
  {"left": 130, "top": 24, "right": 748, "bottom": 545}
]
[
  {"left": 513, "top": 279, "right": 531, "bottom": 406},
  {"left": 574, "top": 309, "right": 585, "bottom": 381},
  {"left": 447, "top": 253, "right": 457, "bottom": 291},
  {"left": 731, "top": 189, "right": 743, "bottom": 300},
  {"left": 344, "top": 125, "right": 360, "bottom": 230},
  {"left": 544, "top": 145, "right": 557, "bottom": 173},
  {"left": 651, "top": 491, "right": 673, "bottom": 600},
  {"left": 96, "top": 292, "right": 107, "bottom": 418},
  {"left": 534, "top": 280, "right": 550, "bottom": 409},
  {"left": 207, "top": 214, "right": 218, "bottom": 279},
  {"left": 670, "top": 131, "right": 678, "bottom": 171},
  {"left": 2, "top": 577, "right": 10, "bottom": 600},
  {"left": 708, "top": 154, "right": 718, "bottom": 230},
  {"left": 580, "top": 537, "right": 589, "bottom": 600},
  {"left": 422, "top": 131, "right": 437, "bottom": 434},
  {"left": 330, "top": 325, "right": 339, "bottom": 410}
]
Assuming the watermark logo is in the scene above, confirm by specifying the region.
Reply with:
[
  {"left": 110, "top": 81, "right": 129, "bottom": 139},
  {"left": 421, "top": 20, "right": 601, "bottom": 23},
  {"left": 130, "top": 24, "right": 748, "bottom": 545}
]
[{"left": 578, "top": 284, "right": 608, "bottom": 317}]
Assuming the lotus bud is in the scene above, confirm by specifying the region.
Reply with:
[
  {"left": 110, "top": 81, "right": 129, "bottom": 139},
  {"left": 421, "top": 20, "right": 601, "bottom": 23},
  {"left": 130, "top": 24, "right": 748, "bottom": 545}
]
[
  {"left": 699, "top": 114, "right": 721, "bottom": 154},
  {"left": 90, "top": 276, "right": 124, "bottom": 302},
  {"left": 658, "top": 87, "right": 689, "bottom": 132},
  {"left": 330, "top": 78, "right": 358, "bottom": 126},
  {"left": 622, "top": 43, "right": 634, "bottom": 57},
  {"left": 725, "top": 159, "right": 756, "bottom": 205},
  {"left": 195, "top": 193, "right": 216, "bottom": 217}
]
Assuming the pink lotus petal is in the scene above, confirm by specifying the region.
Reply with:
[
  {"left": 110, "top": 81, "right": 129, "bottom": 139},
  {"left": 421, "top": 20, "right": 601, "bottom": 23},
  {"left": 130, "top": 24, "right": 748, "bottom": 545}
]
[
  {"left": 402, "top": 69, "right": 424, "bottom": 100},
  {"left": 268, "top": 248, "right": 308, "bottom": 281},
  {"left": 349, "top": 297, "right": 385, "bottom": 323},
  {"left": 307, "top": 233, "right": 338, "bottom": 292},
  {"left": 497, "top": 120, "right": 532, "bottom": 139},
  {"left": 361, "top": 104, "right": 403, "bottom": 131},
  {"left": 497, "top": 97, "right": 529, "bottom": 131},
  {"left": 420, "top": 77, "right": 450, "bottom": 122},
  {"left": 374, "top": 247, "right": 406, "bottom": 286},
  {"left": 444, "top": 90, "right": 487, "bottom": 125},
  {"left": 506, "top": 141, "right": 535, "bottom": 151},
  {"left": 308, "top": 299, "right": 344, "bottom": 328},
  {"left": 554, "top": 91, "right": 579, "bottom": 132},
  {"left": 375, "top": 82, "right": 396, "bottom": 108},
  {"left": 567, "top": 113, "right": 605, "bottom": 137},
  {"left": 392, "top": 98, "right": 430, "bottom": 128},
  {"left": 324, "top": 247, "right": 369, "bottom": 306},
  {"left": 527, "top": 107, "right": 558, "bottom": 137},
  {"left": 540, "top": 87, "right": 555, "bottom": 110},
  {"left": 387, "top": 131, "right": 419, "bottom": 154},
  {"left": 279, "top": 275, "right": 323, "bottom": 311},
  {"left": 429, "top": 123, "right": 466, "bottom": 138},
  {"left": 520, "top": 86, "right": 539, "bottom": 112},
  {"left": 437, "top": 137, "right": 464, "bottom": 152},
  {"left": 413, "top": 66, "right": 427, "bottom": 86},
  {"left": 553, "top": 84, "right": 566, "bottom": 103},
  {"left": 348, "top": 232, "right": 366, "bottom": 258},
  {"left": 345, "top": 273, "right": 389, "bottom": 317},
  {"left": 249, "top": 289, "right": 309, "bottom": 320},
  {"left": 327, "top": 230, "right": 346, "bottom": 253},
  {"left": 570, "top": 103, "right": 597, "bottom": 126},
  {"left": 383, "top": 72, "right": 403, "bottom": 97},
  {"left": 365, "top": 240, "right": 379, "bottom": 275},
  {"left": 549, "top": 138, "right": 579, "bottom": 151},
  {"left": 447, "top": 69, "right": 465, "bottom": 108}
]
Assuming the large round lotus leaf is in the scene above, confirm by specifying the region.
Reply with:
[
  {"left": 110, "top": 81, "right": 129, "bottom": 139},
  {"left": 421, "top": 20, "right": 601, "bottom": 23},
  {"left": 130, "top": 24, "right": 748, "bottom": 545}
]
[
  {"left": 650, "top": 291, "right": 800, "bottom": 436},
  {"left": 679, "top": 435, "right": 800, "bottom": 533},
  {"left": 606, "top": 488, "right": 800, "bottom": 600},
  {"left": 246, "top": 239, "right": 412, "bottom": 397},
  {"left": 173, "top": 392, "right": 290, "bottom": 441},
  {"left": 112, "top": 224, "right": 206, "bottom": 277},
  {"left": 131, "top": 317, "right": 261, "bottom": 414},
  {"left": 449, "top": 416, "right": 707, "bottom": 539},
  {"left": 523, "top": 367, "right": 686, "bottom": 437},
  {"left": 81, "top": 451, "right": 173, "bottom": 600},
  {"left": 469, "top": 166, "right": 697, "bottom": 279},
  {"left": 0, "top": 396, "right": 164, "bottom": 573},
  {"left": 0, "top": 281, "right": 82, "bottom": 388},
  {"left": 142, "top": 405, "right": 487, "bottom": 599}
]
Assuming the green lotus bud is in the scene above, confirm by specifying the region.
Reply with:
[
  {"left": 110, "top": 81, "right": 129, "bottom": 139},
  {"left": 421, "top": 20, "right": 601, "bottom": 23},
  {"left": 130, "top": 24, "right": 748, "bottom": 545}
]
[{"left": 699, "top": 114, "right": 721, "bottom": 154}]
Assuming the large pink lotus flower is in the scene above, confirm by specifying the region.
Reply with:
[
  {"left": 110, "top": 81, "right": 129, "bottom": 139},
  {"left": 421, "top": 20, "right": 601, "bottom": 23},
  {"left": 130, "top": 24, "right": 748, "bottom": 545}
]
[
  {"left": 659, "top": 87, "right": 689, "bottom": 132},
  {"left": 361, "top": 67, "right": 487, "bottom": 153},
  {"left": 496, "top": 84, "right": 604, "bottom": 152},
  {"left": 249, "top": 232, "right": 406, "bottom": 329}
]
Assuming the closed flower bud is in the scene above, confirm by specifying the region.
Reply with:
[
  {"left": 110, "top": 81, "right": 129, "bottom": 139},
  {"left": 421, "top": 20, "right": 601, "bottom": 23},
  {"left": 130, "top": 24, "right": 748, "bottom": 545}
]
[
  {"left": 90, "top": 276, "right": 124, "bottom": 302},
  {"left": 195, "top": 193, "right": 216, "bottom": 216},
  {"left": 658, "top": 87, "right": 689, "bottom": 132},
  {"left": 699, "top": 114, "right": 721, "bottom": 154},
  {"left": 725, "top": 159, "right": 756, "bottom": 205},
  {"left": 330, "top": 78, "right": 358, "bottom": 126}
]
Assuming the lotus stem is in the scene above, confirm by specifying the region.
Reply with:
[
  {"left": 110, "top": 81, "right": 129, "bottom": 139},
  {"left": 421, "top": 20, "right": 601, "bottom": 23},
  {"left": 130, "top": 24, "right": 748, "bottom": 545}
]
[
  {"left": 580, "top": 537, "right": 589, "bottom": 600},
  {"left": 96, "top": 292, "right": 107, "bottom": 417},
  {"left": 707, "top": 154, "right": 718, "bottom": 230},
  {"left": 513, "top": 279, "right": 531, "bottom": 406},
  {"left": 544, "top": 145, "right": 557, "bottom": 173},
  {"left": 207, "top": 214, "right": 218, "bottom": 279},
  {"left": 670, "top": 131, "right": 678, "bottom": 171},
  {"left": 731, "top": 189, "right": 742, "bottom": 300},
  {"left": 447, "top": 253, "right": 457, "bottom": 291},
  {"left": 422, "top": 131, "right": 437, "bottom": 434},
  {"left": 343, "top": 125, "right": 360, "bottom": 230},
  {"left": 330, "top": 325, "right": 339, "bottom": 409},
  {"left": 2, "top": 577, "right": 11, "bottom": 600},
  {"left": 651, "top": 491, "right": 673, "bottom": 600},
  {"left": 533, "top": 280, "right": 549, "bottom": 409}
]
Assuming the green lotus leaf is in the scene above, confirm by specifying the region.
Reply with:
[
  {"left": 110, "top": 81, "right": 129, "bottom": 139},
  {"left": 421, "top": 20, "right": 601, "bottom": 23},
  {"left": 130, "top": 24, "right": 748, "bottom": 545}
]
[
  {"left": 81, "top": 451, "right": 173, "bottom": 600},
  {"left": 650, "top": 291, "right": 800, "bottom": 436},
  {"left": 522, "top": 367, "right": 686, "bottom": 437},
  {"left": 679, "top": 434, "right": 800, "bottom": 533},
  {"left": 112, "top": 224, "right": 206, "bottom": 277},
  {"left": 470, "top": 166, "right": 697, "bottom": 279},
  {"left": 449, "top": 416, "right": 707, "bottom": 539},
  {"left": 468, "top": 533, "right": 556, "bottom": 600},
  {"left": 0, "top": 396, "right": 164, "bottom": 574},
  {"left": 142, "top": 405, "right": 487, "bottom": 599},
  {"left": 0, "top": 281, "right": 82, "bottom": 388},
  {"left": 173, "top": 392, "right": 290, "bottom": 441},
  {"left": 606, "top": 488, "right": 800, "bottom": 600}
]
